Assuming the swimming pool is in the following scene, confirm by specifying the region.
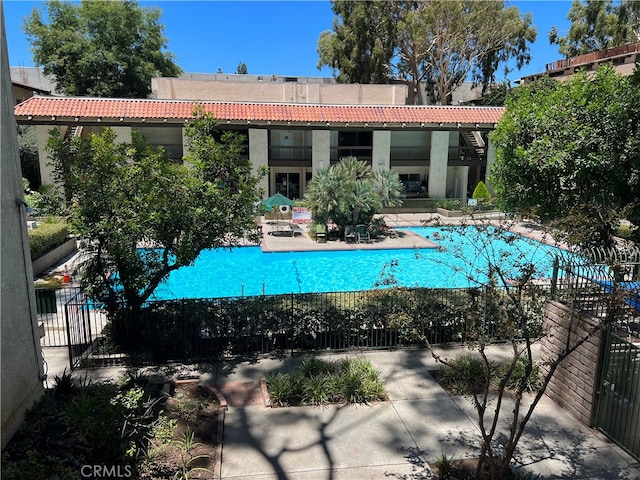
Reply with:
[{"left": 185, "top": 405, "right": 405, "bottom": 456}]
[{"left": 150, "top": 226, "right": 562, "bottom": 300}]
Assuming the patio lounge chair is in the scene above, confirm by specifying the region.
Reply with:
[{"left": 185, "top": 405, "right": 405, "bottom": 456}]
[
  {"left": 268, "top": 222, "right": 303, "bottom": 237},
  {"left": 315, "top": 224, "right": 327, "bottom": 243},
  {"left": 355, "top": 224, "right": 371, "bottom": 243},
  {"left": 286, "top": 223, "right": 303, "bottom": 237},
  {"left": 344, "top": 225, "right": 357, "bottom": 243}
]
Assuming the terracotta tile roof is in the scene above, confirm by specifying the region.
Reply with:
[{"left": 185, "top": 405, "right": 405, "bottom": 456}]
[{"left": 14, "top": 96, "right": 504, "bottom": 127}]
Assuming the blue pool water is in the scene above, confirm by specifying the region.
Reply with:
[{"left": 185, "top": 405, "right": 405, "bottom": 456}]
[{"left": 150, "top": 226, "right": 562, "bottom": 300}]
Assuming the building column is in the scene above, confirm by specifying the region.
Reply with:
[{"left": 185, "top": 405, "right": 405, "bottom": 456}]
[
  {"left": 111, "top": 126, "right": 131, "bottom": 144},
  {"left": 428, "top": 131, "right": 449, "bottom": 198},
  {"left": 461, "top": 166, "right": 469, "bottom": 201},
  {"left": 181, "top": 126, "right": 191, "bottom": 166},
  {"left": 485, "top": 138, "right": 496, "bottom": 195},
  {"left": 249, "top": 128, "right": 269, "bottom": 196},
  {"left": 372, "top": 130, "right": 391, "bottom": 171},
  {"left": 36, "top": 125, "right": 57, "bottom": 187},
  {"left": 312, "top": 130, "right": 330, "bottom": 174}
]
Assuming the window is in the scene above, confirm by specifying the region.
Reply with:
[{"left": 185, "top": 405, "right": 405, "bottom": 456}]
[{"left": 275, "top": 172, "right": 300, "bottom": 200}]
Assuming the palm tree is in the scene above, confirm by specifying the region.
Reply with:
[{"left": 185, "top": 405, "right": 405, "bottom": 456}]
[{"left": 303, "top": 157, "right": 404, "bottom": 238}]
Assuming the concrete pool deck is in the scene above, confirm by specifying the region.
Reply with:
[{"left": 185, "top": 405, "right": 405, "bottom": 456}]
[{"left": 259, "top": 212, "right": 563, "bottom": 253}]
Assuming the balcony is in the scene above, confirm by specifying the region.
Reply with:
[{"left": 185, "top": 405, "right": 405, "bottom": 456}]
[
  {"left": 390, "top": 146, "right": 429, "bottom": 166},
  {"left": 269, "top": 145, "right": 312, "bottom": 166},
  {"left": 330, "top": 146, "right": 372, "bottom": 163},
  {"left": 448, "top": 146, "right": 486, "bottom": 166},
  {"left": 546, "top": 42, "right": 640, "bottom": 72}
]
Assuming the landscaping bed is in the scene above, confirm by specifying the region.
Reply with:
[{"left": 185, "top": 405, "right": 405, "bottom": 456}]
[
  {"left": 265, "top": 356, "right": 387, "bottom": 407},
  {"left": 142, "top": 381, "right": 221, "bottom": 479},
  {"left": 1, "top": 373, "right": 222, "bottom": 480}
]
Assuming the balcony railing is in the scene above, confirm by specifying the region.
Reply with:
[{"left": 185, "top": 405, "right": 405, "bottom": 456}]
[
  {"left": 448, "top": 146, "right": 486, "bottom": 165},
  {"left": 546, "top": 42, "right": 640, "bottom": 72},
  {"left": 390, "top": 146, "right": 429, "bottom": 162},
  {"left": 269, "top": 145, "right": 312, "bottom": 162},
  {"left": 330, "top": 146, "right": 372, "bottom": 162}
]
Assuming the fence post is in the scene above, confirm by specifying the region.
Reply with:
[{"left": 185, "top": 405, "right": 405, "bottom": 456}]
[
  {"left": 182, "top": 299, "right": 187, "bottom": 362},
  {"left": 65, "top": 302, "right": 74, "bottom": 371},
  {"left": 551, "top": 255, "right": 559, "bottom": 298},
  {"left": 290, "top": 293, "right": 295, "bottom": 357}
]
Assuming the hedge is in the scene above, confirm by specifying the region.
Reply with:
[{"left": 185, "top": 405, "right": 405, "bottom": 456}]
[{"left": 29, "top": 222, "right": 70, "bottom": 260}]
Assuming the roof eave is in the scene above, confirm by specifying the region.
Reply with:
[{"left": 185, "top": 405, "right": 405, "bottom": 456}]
[{"left": 15, "top": 116, "right": 498, "bottom": 130}]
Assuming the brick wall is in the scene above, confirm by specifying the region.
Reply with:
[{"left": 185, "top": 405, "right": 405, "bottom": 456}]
[{"left": 540, "top": 301, "right": 605, "bottom": 426}]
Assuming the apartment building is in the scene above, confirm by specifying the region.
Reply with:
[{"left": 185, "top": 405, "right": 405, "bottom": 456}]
[{"left": 14, "top": 75, "right": 503, "bottom": 201}]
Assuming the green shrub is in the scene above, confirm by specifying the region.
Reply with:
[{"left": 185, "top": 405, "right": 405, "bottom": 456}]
[
  {"left": 266, "top": 356, "right": 387, "bottom": 406},
  {"left": 438, "top": 356, "right": 543, "bottom": 396},
  {"left": 437, "top": 355, "right": 492, "bottom": 395},
  {"left": 29, "top": 222, "right": 70, "bottom": 260},
  {"left": 368, "top": 217, "right": 387, "bottom": 239},
  {"left": 300, "top": 356, "right": 336, "bottom": 378},
  {"left": 495, "top": 358, "right": 543, "bottom": 393},
  {"left": 302, "top": 374, "right": 336, "bottom": 405},
  {"left": 2, "top": 375, "right": 168, "bottom": 479},
  {"left": 435, "top": 199, "right": 464, "bottom": 210},
  {"left": 472, "top": 181, "right": 491, "bottom": 201},
  {"left": 433, "top": 452, "right": 460, "bottom": 480}
]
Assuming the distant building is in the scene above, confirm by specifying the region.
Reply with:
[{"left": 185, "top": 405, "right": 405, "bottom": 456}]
[
  {"left": 153, "top": 72, "right": 485, "bottom": 106},
  {"left": 11, "top": 80, "right": 51, "bottom": 105},
  {"left": 14, "top": 70, "right": 501, "bottom": 202},
  {"left": 10, "top": 66, "right": 59, "bottom": 95},
  {"left": 518, "top": 42, "right": 640, "bottom": 84}
]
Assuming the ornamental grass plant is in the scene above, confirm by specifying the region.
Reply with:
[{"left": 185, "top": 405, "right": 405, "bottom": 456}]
[{"left": 265, "top": 356, "right": 387, "bottom": 407}]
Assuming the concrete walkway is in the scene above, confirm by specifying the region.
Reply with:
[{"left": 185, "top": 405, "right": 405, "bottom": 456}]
[
  {"left": 184, "top": 346, "right": 639, "bottom": 480},
  {"left": 66, "top": 346, "right": 640, "bottom": 480}
]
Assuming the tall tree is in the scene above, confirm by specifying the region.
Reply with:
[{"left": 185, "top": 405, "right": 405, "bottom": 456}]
[
  {"left": 318, "top": 0, "right": 536, "bottom": 105},
  {"left": 397, "top": 0, "right": 536, "bottom": 104},
  {"left": 316, "top": 0, "right": 398, "bottom": 84},
  {"left": 236, "top": 62, "right": 248, "bottom": 74},
  {"left": 489, "top": 66, "right": 640, "bottom": 248},
  {"left": 550, "top": 0, "right": 640, "bottom": 58},
  {"left": 23, "top": 0, "right": 181, "bottom": 98},
  {"left": 425, "top": 217, "right": 627, "bottom": 479},
  {"left": 46, "top": 109, "right": 265, "bottom": 338}
]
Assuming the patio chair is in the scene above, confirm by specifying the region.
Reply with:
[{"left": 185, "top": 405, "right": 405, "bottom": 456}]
[
  {"left": 315, "top": 224, "right": 327, "bottom": 243},
  {"left": 344, "top": 225, "right": 357, "bottom": 243},
  {"left": 355, "top": 224, "right": 371, "bottom": 243}
]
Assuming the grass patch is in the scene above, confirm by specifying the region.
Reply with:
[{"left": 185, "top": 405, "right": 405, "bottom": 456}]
[{"left": 265, "top": 356, "right": 387, "bottom": 407}]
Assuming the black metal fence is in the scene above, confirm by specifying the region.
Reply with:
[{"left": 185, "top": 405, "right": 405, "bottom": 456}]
[
  {"left": 550, "top": 259, "right": 640, "bottom": 336},
  {"left": 75, "top": 286, "right": 548, "bottom": 367},
  {"left": 596, "top": 328, "right": 640, "bottom": 460},
  {"left": 36, "top": 287, "right": 82, "bottom": 347},
  {"left": 65, "top": 290, "right": 109, "bottom": 369},
  {"left": 55, "top": 260, "right": 639, "bottom": 370}
]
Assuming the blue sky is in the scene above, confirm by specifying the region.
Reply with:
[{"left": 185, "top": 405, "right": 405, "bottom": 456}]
[{"left": 4, "top": 0, "right": 574, "bottom": 83}]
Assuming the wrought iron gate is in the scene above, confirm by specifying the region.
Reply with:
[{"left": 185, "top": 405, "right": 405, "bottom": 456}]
[
  {"left": 64, "top": 292, "right": 107, "bottom": 370},
  {"left": 36, "top": 287, "right": 81, "bottom": 346},
  {"left": 596, "top": 328, "right": 640, "bottom": 460}
]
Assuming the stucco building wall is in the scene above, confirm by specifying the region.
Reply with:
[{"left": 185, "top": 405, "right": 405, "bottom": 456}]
[
  {"left": 1, "top": 10, "right": 45, "bottom": 448},
  {"left": 152, "top": 77, "right": 408, "bottom": 105}
]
